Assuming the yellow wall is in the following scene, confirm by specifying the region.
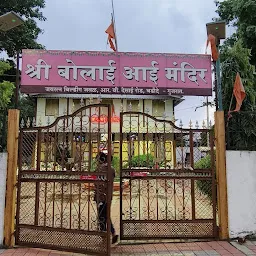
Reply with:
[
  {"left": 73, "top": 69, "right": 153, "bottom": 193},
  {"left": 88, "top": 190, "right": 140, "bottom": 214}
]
[
  {"left": 36, "top": 98, "right": 174, "bottom": 132},
  {"left": 39, "top": 140, "right": 176, "bottom": 169}
]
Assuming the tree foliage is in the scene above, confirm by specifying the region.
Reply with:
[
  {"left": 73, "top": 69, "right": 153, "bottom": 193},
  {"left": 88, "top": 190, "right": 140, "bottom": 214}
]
[
  {"left": 0, "top": 60, "right": 36, "bottom": 152},
  {"left": 0, "top": 60, "right": 14, "bottom": 152},
  {"left": 0, "top": 1, "right": 46, "bottom": 151},
  {"left": 0, "top": 0, "right": 46, "bottom": 56},
  {"left": 195, "top": 154, "right": 215, "bottom": 201},
  {"left": 220, "top": 40, "right": 256, "bottom": 112},
  {"left": 0, "top": 60, "right": 14, "bottom": 109},
  {"left": 214, "top": 0, "right": 256, "bottom": 150},
  {"left": 215, "top": 0, "right": 256, "bottom": 66}
]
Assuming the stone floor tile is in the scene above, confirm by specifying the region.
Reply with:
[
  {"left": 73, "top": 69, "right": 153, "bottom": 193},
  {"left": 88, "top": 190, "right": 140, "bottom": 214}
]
[
  {"left": 207, "top": 242, "right": 224, "bottom": 250},
  {"left": 194, "top": 251, "right": 209, "bottom": 255},
  {"left": 205, "top": 250, "right": 219, "bottom": 255},
  {"left": 201, "top": 246, "right": 215, "bottom": 251},
  {"left": 181, "top": 251, "right": 196, "bottom": 256},
  {"left": 194, "top": 253, "right": 208, "bottom": 256},
  {"left": 0, "top": 241, "right": 252, "bottom": 256},
  {"left": 231, "top": 242, "right": 255, "bottom": 255},
  {"left": 245, "top": 242, "right": 254, "bottom": 246},
  {"left": 187, "top": 247, "right": 202, "bottom": 251}
]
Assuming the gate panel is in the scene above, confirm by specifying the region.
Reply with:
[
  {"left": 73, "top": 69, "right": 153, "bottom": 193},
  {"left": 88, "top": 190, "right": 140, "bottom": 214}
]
[
  {"left": 16, "top": 104, "right": 112, "bottom": 255},
  {"left": 120, "top": 112, "right": 217, "bottom": 239}
]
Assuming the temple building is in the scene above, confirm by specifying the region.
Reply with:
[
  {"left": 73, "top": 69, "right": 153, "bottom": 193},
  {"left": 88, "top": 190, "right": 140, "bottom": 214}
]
[{"left": 31, "top": 94, "right": 182, "bottom": 168}]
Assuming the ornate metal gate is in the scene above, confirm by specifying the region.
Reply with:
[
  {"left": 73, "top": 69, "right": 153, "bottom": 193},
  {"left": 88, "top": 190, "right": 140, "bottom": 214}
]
[
  {"left": 16, "top": 104, "right": 112, "bottom": 255},
  {"left": 120, "top": 112, "right": 217, "bottom": 239}
]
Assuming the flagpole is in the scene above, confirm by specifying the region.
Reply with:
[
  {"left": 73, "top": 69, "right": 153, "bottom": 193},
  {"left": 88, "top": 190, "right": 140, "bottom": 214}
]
[
  {"left": 226, "top": 92, "right": 234, "bottom": 127},
  {"left": 228, "top": 93, "right": 234, "bottom": 113},
  {"left": 227, "top": 73, "right": 238, "bottom": 126},
  {"left": 111, "top": 0, "right": 118, "bottom": 51}
]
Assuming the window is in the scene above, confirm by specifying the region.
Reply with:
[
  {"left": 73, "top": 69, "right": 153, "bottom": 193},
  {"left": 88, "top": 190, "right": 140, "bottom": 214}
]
[
  {"left": 126, "top": 100, "right": 139, "bottom": 112},
  {"left": 152, "top": 100, "right": 165, "bottom": 117},
  {"left": 101, "top": 99, "right": 113, "bottom": 115},
  {"left": 45, "top": 99, "right": 59, "bottom": 116},
  {"left": 102, "top": 99, "right": 113, "bottom": 105},
  {"left": 73, "top": 99, "right": 82, "bottom": 112}
]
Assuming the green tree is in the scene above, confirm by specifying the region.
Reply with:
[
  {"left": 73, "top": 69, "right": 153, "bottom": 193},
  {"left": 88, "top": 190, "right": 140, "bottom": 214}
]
[
  {"left": 0, "top": 60, "right": 36, "bottom": 152},
  {"left": 0, "top": 60, "right": 14, "bottom": 152},
  {"left": 215, "top": 0, "right": 256, "bottom": 66},
  {"left": 219, "top": 39, "right": 256, "bottom": 150},
  {"left": 214, "top": 0, "right": 256, "bottom": 150},
  {"left": 0, "top": 0, "right": 46, "bottom": 56},
  {"left": 220, "top": 40, "right": 256, "bottom": 112},
  {"left": 0, "top": 1, "right": 46, "bottom": 151},
  {"left": 19, "top": 96, "right": 36, "bottom": 123},
  {"left": 0, "top": 60, "right": 14, "bottom": 109},
  {"left": 195, "top": 154, "right": 215, "bottom": 201}
]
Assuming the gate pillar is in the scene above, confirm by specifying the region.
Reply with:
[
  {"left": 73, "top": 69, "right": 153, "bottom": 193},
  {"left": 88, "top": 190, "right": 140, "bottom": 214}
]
[
  {"left": 214, "top": 111, "right": 229, "bottom": 239},
  {"left": 4, "top": 109, "right": 20, "bottom": 247}
]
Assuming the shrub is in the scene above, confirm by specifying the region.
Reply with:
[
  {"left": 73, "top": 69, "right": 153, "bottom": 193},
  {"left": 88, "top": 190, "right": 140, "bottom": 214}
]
[
  {"left": 195, "top": 154, "right": 215, "bottom": 201},
  {"left": 91, "top": 155, "right": 120, "bottom": 179},
  {"left": 112, "top": 156, "right": 120, "bottom": 178},
  {"left": 194, "top": 154, "right": 212, "bottom": 169},
  {"left": 128, "top": 154, "right": 154, "bottom": 168}
]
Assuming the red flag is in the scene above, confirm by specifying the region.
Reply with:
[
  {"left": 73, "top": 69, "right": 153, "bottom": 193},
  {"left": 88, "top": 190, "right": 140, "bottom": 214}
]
[
  {"left": 105, "top": 22, "right": 116, "bottom": 52},
  {"left": 233, "top": 73, "right": 246, "bottom": 112},
  {"left": 205, "top": 34, "right": 219, "bottom": 61}
]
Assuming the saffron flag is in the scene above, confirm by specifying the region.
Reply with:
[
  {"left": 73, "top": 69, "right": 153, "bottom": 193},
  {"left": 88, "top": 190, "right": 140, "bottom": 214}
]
[
  {"left": 105, "top": 22, "right": 116, "bottom": 52},
  {"left": 205, "top": 34, "right": 219, "bottom": 61},
  {"left": 233, "top": 73, "right": 246, "bottom": 112}
]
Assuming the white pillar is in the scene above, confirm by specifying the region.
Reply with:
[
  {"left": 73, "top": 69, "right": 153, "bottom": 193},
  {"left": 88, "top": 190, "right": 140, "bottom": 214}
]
[
  {"left": 164, "top": 100, "right": 174, "bottom": 120},
  {"left": 144, "top": 100, "right": 152, "bottom": 115},
  {"left": 0, "top": 153, "right": 7, "bottom": 246},
  {"left": 59, "top": 98, "right": 67, "bottom": 116},
  {"left": 36, "top": 98, "right": 46, "bottom": 126}
]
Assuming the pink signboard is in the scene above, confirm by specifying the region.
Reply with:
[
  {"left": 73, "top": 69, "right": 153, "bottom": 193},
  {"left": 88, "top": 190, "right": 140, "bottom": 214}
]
[{"left": 21, "top": 49, "right": 212, "bottom": 96}]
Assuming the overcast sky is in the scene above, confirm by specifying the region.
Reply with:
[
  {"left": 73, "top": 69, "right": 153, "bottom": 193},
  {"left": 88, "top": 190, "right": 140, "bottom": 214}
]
[{"left": 35, "top": 0, "right": 232, "bottom": 127}]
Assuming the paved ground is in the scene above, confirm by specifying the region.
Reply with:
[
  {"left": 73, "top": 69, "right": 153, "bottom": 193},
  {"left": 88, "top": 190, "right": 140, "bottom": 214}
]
[{"left": 1, "top": 241, "right": 256, "bottom": 256}]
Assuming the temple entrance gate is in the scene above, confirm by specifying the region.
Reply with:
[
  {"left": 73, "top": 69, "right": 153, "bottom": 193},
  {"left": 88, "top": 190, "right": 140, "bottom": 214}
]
[
  {"left": 15, "top": 104, "right": 217, "bottom": 255},
  {"left": 119, "top": 111, "right": 217, "bottom": 240},
  {"left": 16, "top": 104, "right": 113, "bottom": 256}
]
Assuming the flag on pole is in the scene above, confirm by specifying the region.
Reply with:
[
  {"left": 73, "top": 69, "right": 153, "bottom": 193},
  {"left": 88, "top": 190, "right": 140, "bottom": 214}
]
[
  {"left": 232, "top": 72, "right": 246, "bottom": 112},
  {"left": 205, "top": 34, "right": 219, "bottom": 61},
  {"left": 227, "top": 72, "right": 246, "bottom": 121},
  {"left": 105, "top": 21, "right": 116, "bottom": 52}
]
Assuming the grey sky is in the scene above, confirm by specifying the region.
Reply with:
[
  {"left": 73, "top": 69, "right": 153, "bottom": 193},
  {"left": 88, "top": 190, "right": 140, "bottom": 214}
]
[{"left": 35, "top": 0, "right": 232, "bottom": 127}]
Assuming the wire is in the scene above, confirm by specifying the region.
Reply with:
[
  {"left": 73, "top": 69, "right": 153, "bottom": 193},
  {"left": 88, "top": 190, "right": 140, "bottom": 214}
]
[{"left": 175, "top": 105, "right": 200, "bottom": 112}]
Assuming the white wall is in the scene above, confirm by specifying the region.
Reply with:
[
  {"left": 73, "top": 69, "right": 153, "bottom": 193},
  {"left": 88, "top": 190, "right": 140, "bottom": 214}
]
[
  {"left": 0, "top": 153, "right": 7, "bottom": 246},
  {"left": 226, "top": 151, "right": 256, "bottom": 238}
]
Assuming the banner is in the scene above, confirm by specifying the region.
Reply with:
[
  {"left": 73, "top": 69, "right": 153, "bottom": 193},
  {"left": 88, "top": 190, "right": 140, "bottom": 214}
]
[{"left": 21, "top": 50, "right": 212, "bottom": 96}]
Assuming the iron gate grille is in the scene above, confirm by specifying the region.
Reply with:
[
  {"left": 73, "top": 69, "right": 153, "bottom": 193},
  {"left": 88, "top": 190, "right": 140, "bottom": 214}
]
[
  {"left": 120, "top": 112, "right": 217, "bottom": 239},
  {"left": 16, "top": 104, "right": 112, "bottom": 255}
]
